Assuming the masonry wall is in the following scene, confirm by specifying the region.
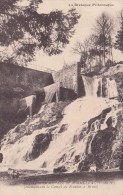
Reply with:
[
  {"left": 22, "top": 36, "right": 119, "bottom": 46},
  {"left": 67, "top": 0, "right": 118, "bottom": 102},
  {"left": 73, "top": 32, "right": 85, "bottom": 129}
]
[
  {"left": 53, "top": 63, "right": 84, "bottom": 97},
  {"left": 53, "top": 64, "right": 78, "bottom": 94},
  {"left": 0, "top": 63, "right": 54, "bottom": 138},
  {"left": 0, "top": 63, "right": 54, "bottom": 98}
]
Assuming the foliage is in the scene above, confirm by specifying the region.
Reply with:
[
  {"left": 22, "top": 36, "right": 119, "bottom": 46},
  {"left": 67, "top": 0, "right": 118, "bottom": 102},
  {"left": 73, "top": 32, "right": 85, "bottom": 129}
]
[
  {"left": 72, "top": 39, "right": 90, "bottom": 69},
  {"left": 93, "top": 12, "right": 114, "bottom": 66},
  {"left": 72, "top": 12, "right": 114, "bottom": 73},
  {"left": 72, "top": 36, "right": 102, "bottom": 71},
  {"left": 0, "top": 0, "right": 80, "bottom": 65},
  {"left": 115, "top": 11, "right": 123, "bottom": 53}
]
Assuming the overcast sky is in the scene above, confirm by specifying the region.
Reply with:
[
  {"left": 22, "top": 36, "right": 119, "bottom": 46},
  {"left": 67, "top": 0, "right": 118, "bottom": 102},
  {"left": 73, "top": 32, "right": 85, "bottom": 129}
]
[{"left": 24, "top": 0, "right": 123, "bottom": 71}]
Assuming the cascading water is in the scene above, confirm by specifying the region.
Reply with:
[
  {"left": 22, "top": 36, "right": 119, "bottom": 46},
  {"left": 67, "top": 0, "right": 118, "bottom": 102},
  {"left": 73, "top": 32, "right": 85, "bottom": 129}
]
[
  {"left": 20, "top": 95, "right": 36, "bottom": 117},
  {"left": 99, "top": 78, "right": 103, "bottom": 97},
  {"left": 25, "top": 95, "right": 36, "bottom": 108},
  {"left": 1, "top": 97, "right": 120, "bottom": 172},
  {"left": 106, "top": 78, "right": 118, "bottom": 98},
  {"left": 0, "top": 75, "right": 120, "bottom": 173},
  {"left": 82, "top": 76, "right": 102, "bottom": 97},
  {"left": 44, "top": 83, "right": 59, "bottom": 103},
  {"left": 82, "top": 76, "right": 118, "bottom": 99}
]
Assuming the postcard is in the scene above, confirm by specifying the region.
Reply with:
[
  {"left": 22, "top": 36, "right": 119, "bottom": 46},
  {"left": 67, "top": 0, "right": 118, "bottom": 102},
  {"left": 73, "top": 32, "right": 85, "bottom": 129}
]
[{"left": 0, "top": 0, "right": 123, "bottom": 195}]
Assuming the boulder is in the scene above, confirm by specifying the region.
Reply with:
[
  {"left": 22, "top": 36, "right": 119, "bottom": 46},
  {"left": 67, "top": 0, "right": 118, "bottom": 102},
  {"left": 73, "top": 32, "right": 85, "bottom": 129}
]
[
  {"left": 25, "top": 133, "right": 52, "bottom": 161},
  {"left": 53, "top": 166, "right": 67, "bottom": 173},
  {"left": 91, "top": 129, "right": 116, "bottom": 169},
  {"left": 0, "top": 153, "right": 3, "bottom": 163}
]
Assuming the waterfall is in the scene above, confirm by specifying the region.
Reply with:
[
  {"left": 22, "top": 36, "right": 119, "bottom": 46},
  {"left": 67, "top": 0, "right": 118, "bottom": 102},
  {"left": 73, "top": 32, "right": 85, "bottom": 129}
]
[
  {"left": 82, "top": 76, "right": 102, "bottom": 97},
  {"left": 106, "top": 78, "right": 118, "bottom": 98},
  {"left": 0, "top": 74, "right": 120, "bottom": 173},
  {"left": 82, "top": 76, "right": 118, "bottom": 99},
  {"left": 87, "top": 120, "right": 101, "bottom": 154},
  {"left": 25, "top": 95, "right": 36, "bottom": 107},
  {"left": 25, "top": 95, "right": 36, "bottom": 117},
  {"left": 99, "top": 78, "right": 103, "bottom": 97},
  {"left": 44, "top": 83, "right": 59, "bottom": 103},
  {"left": 1, "top": 97, "right": 117, "bottom": 170}
]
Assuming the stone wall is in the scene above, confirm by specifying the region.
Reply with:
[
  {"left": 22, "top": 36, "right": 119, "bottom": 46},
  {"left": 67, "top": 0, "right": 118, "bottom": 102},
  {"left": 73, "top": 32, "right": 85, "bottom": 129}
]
[
  {"left": 0, "top": 63, "right": 54, "bottom": 138},
  {"left": 0, "top": 62, "right": 54, "bottom": 98},
  {"left": 53, "top": 63, "right": 84, "bottom": 97},
  {"left": 53, "top": 64, "right": 79, "bottom": 94}
]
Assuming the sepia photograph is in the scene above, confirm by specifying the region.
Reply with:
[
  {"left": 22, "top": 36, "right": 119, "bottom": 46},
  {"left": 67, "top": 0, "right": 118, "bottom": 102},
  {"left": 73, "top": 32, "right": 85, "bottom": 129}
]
[{"left": 0, "top": 0, "right": 123, "bottom": 194}]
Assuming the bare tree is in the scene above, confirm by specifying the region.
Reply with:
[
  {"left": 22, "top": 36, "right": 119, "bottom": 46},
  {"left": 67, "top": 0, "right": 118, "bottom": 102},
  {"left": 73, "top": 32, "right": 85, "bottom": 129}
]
[
  {"left": 93, "top": 12, "right": 114, "bottom": 67},
  {"left": 72, "top": 36, "right": 102, "bottom": 72},
  {"left": 72, "top": 39, "right": 91, "bottom": 70},
  {"left": 115, "top": 10, "right": 123, "bottom": 54},
  {"left": 72, "top": 12, "right": 114, "bottom": 73}
]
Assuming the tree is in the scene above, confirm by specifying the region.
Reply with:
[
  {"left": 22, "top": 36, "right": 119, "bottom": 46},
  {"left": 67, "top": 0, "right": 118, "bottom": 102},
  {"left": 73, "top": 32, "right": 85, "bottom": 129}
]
[
  {"left": 72, "top": 36, "right": 102, "bottom": 72},
  {"left": 0, "top": 0, "right": 80, "bottom": 66},
  {"left": 72, "top": 39, "right": 90, "bottom": 70},
  {"left": 93, "top": 12, "right": 114, "bottom": 66},
  {"left": 115, "top": 11, "right": 123, "bottom": 53}
]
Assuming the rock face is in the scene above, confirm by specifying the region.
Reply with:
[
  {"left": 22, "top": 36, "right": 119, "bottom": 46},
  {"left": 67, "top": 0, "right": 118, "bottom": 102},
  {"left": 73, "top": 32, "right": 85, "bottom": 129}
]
[
  {"left": 1, "top": 97, "right": 123, "bottom": 173},
  {"left": 112, "top": 73, "right": 123, "bottom": 101},
  {"left": 120, "top": 150, "right": 123, "bottom": 170},
  {"left": 91, "top": 128, "right": 116, "bottom": 169},
  {"left": 1, "top": 65, "right": 123, "bottom": 173},
  {"left": 104, "top": 64, "right": 123, "bottom": 100},
  {"left": 25, "top": 133, "right": 52, "bottom": 161},
  {"left": 53, "top": 166, "right": 67, "bottom": 173},
  {"left": 0, "top": 153, "right": 3, "bottom": 163}
]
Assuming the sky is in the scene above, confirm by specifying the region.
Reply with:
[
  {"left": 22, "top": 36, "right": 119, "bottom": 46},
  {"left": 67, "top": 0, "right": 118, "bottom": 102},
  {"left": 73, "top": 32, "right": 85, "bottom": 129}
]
[{"left": 9, "top": 0, "right": 123, "bottom": 71}]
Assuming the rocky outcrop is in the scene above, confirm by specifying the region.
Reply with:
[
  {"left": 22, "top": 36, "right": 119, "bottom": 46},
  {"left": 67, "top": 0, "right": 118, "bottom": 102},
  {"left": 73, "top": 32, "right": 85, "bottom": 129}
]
[
  {"left": 1, "top": 97, "right": 123, "bottom": 173},
  {"left": 103, "top": 64, "right": 123, "bottom": 100},
  {"left": 53, "top": 166, "right": 67, "bottom": 173},
  {"left": 0, "top": 102, "right": 69, "bottom": 146},
  {"left": 112, "top": 73, "right": 123, "bottom": 101},
  {"left": 1, "top": 64, "right": 123, "bottom": 173},
  {"left": 78, "top": 109, "right": 123, "bottom": 172},
  {"left": 24, "top": 133, "right": 52, "bottom": 161},
  {"left": 91, "top": 128, "right": 116, "bottom": 169},
  {"left": 0, "top": 153, "right": 3, "bottom": 163}
]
